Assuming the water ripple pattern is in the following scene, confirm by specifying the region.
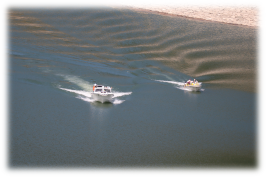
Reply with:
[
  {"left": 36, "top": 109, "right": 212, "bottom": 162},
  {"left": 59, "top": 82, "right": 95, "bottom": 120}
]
[
  {"left": 9, "top": 8, "right": 257, "bottom": 167},
  {"left": 10, "top": 8, "right": 256, "bottom": 92}
]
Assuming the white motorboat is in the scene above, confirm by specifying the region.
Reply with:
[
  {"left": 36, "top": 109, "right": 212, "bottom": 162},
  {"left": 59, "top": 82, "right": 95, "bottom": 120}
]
[
  {"left": 91, "top": 85, "right": 114, "bottom": 103},
  {"left": 184, "top": 80, "right": 202, "bottom": 91}
]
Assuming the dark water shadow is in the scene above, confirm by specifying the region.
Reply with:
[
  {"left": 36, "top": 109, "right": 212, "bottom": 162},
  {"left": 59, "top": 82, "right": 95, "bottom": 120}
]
[{"left": 90, "top": 101, "right": 114, "bottom": 108}]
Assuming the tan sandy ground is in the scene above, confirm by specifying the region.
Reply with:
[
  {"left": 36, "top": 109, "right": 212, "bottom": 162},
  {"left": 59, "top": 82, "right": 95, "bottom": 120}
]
[{"left": 123, "top": 5, "right": 258, "bottom": 27}]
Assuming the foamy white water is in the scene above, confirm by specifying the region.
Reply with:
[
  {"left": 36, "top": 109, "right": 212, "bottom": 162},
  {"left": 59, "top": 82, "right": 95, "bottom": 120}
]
[
  {"left": 155, "top": 80, "right": 185, "bottom": 86},
  {"left": 77, "top": 96, "right": 95, "bottom": 103},
  {"left": 113, "top": 99, "right": 125, "bottom": 104},
  {"left": 113, "top": 92, "right": 132, "bottom": 98},
  {"left": 59, "top": 87, "right": 131, "bottom": 104},
  {"left": 59, "top": 87, "right": 92, "bottom": 97}
]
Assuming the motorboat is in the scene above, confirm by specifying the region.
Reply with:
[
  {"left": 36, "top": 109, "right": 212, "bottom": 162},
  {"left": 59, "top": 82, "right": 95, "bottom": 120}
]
[
  {"left": 91, "top": 85, "right": 114, "bottom": 103},
  {"left": 184, "top": 80, "right": 202, "bottom": 91}
]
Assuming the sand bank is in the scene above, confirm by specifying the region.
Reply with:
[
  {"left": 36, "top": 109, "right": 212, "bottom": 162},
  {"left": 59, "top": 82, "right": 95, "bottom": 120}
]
[{"left": 125, "top": 5, "right": 258, "bottom": 27}]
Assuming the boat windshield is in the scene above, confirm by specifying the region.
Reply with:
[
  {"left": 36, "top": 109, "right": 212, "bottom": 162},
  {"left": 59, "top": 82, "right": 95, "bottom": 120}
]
[{"left": 104, "top": 89, "right": 111, "bottom": 93}]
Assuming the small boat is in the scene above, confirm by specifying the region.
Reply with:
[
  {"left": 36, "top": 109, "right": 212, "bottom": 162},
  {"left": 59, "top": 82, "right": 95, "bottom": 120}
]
[
  {"left": 184, "top": 79, "right": 202, "bottom": 92},
  {"left": 91, "top": 85, "right": 114, "bottom": 103}
]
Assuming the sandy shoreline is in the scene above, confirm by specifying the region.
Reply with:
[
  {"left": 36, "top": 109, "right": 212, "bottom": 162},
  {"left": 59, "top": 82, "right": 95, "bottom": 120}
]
[{"left": 123, "top": 5, "right": 258, "bottom": 28}]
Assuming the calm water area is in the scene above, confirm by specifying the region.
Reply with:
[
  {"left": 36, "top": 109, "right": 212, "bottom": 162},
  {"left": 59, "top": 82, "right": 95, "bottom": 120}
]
[{"left": 9, "top": 8, "right": 257, "bottom": 167}]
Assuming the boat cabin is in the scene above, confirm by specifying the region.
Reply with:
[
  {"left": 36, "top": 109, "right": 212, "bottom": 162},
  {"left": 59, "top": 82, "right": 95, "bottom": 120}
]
[{"left": 94, "top": 85, "right": 112, "bottom": 93}]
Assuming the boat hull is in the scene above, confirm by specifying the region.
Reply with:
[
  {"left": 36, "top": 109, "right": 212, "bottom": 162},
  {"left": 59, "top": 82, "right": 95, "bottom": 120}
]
[
  {"left": 186, "top": 85, "right": 201, "bottom": 91},
  {"left": 184, "top": 82, "right": 202, "bottom": 92},
  {"left": 91, "top": 93, "right": 114, "bottom": 103}
]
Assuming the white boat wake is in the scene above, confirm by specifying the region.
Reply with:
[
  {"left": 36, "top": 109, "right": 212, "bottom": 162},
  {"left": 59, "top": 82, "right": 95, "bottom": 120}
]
[
  {"left": 47, "top": 71, "right": 133, "bottom": 104},
  {"left": 59, "top": 87, "right": 132, "bottom": 104},
  {"left": 155, "top": 80, "right": 185, "bottom": 86},
  {"left": 60, "top": 87, "right": 92, "bottom": 97},
  {"left": 112, "top": 92, "right": 132, "bottom": 98}
]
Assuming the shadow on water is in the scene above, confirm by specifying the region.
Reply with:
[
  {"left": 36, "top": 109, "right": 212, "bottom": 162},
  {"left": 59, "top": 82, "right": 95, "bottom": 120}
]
[
  {"left": 90, "top": 101, "right": 114, "bottom": 108},
  {"left": 183, "top": 90, "right": 202, "bottom": 95}
]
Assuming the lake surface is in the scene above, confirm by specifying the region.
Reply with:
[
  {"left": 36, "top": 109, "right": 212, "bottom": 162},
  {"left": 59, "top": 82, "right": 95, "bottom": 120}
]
[{"left": 9, "top": 8, "right": 257, "bottom": 167}]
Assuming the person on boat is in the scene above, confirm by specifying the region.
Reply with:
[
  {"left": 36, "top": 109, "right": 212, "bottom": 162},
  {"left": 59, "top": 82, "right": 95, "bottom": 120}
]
[
  {"left": 184, "top": 79, "right": 190, "bottom": 87},
  {"left": 93, "top": 84, "right": 97, "bottom": 91}
]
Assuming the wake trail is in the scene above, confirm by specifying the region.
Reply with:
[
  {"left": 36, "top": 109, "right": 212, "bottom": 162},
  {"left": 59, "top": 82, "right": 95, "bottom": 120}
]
[
  {"left": 57, "top": 74, "right": 93, "bottom": 92},
  {"left": 155, "top": 79, "right": 185, "bottom": 86},
  {"left": 59, "top": 87, "right": 132, "bottom": 104},
  {"left": 60, "top": 87, "right": 92, "bottom": 97},
  {"left": 113, "top": 92, "right": 132, "bottom": 98}
]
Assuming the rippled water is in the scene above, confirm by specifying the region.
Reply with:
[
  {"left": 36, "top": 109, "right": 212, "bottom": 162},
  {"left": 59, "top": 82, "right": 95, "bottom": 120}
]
[{"left": 9, "top": 8, "right": 256, "bottom": 167}]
